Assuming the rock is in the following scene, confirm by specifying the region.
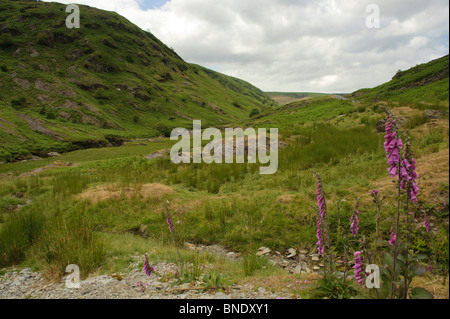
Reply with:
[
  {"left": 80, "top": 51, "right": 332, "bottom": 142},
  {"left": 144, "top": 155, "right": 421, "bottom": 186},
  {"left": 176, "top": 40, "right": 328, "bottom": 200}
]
[
  {"left": 145, "top": 150, "right": 169, "bottom": 160},
  {"left": 20, "top": 268, "right": 32, "bottom": 275},
  {"left": 299, "top": 250, "right": 309, "bottom": 255},
  {"left": 287, "top": 248, "right": 297, "bottom": 259},
  {"left": 256, "top": 247, "right": 271, "bottom": 256},
  {"left": 226, "top": 252, "right": 237, "bottom": 259},
  {"left": 424, "top": 109, "right": 448, "bottom": 120},
  {"left": 293, "top": 265, "right": 302, "bottom": 275},
  {"left": 257, "top": 287, "right": 266, "bottom": 294},
  {"left": 311, "top": 256, "right": 320, "bottom": 262}
]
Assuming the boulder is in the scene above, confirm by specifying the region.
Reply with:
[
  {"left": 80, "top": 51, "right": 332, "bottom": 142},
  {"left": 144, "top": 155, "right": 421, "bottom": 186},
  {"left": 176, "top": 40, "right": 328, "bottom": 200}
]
[{"left": 424, "top": 109, "right": 449, "bottom": 120}]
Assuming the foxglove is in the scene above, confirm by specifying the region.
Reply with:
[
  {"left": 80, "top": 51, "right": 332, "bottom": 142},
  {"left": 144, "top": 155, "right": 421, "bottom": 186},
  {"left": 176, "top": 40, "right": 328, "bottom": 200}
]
[
  {"left": 353, "top": 251, "right": 364, "bottom": 286},
  {"left": 424, "top": 214, "right": 430, "bottom": 233},
  {"left": 350, "top": 209, "right": 359, "bottom": 237},
  {"left": 143, "top": 254, "right": 154, "bottom": 277},
  {"left": 389, "top": 228, "right": 396, "bottom": 246}
]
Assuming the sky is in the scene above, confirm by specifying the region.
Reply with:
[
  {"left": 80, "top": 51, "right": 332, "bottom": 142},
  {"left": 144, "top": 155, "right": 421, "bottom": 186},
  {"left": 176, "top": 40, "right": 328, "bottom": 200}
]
[{"left": 43, "top": 0, "right": 449, "bottom": 93}]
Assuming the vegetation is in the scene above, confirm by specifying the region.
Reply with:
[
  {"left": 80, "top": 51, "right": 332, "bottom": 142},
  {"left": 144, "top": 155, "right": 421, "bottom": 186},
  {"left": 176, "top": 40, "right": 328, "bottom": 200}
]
[
  {"left": 0, "top": 0, "right": 448, "bottom": 300},
  {"left": 0, "top": 0, "right": 276, "bottom": 162}
]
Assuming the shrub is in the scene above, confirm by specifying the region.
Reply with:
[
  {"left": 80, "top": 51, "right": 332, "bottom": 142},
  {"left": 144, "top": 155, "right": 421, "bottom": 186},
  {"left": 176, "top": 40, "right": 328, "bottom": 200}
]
[
  {"left": 10, "top": 97, "right": 27, "bottom": 108},
  {"left": 156, "top": 123, "right": 172, "bottom": 137},
  {"left": 46, "top": 110, "right": 57, "bottom": 119},
  {"left": 1, "top": 65, "right": 8, "bottom": 72},
  {"left": 249, "top": 108, "right": 260, "bottom": 117},
  {"left": 0, "top": 33, "right": 14, "bottom": 49},
  {"left": 94, "top": 88, "right": 109, "bottom": 100}
]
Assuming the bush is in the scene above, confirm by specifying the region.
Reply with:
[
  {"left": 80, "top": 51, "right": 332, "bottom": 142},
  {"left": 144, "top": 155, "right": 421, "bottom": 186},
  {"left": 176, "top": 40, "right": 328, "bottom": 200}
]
[
  {"left": 249, "top": 108, "right": 260, "bottom": 117},
  {"left": 1, "top": 65, "right": 8, "bottom": 72},
  {"left": 310, "top": 273, "right": 358, "bottom": 299},
  {"left": 94, "top": 88, "right": 109, "bottom": 100},
  {"left": 0, "top": 33, "right": 14, "bottom": 49},
  {"left": 46, "top": 110, "right": 57, "bottom": 119},
  {"left": 156, "top": 123, "right": 172, "bottom": 137},
  {"left": 10, "top": 97, "right": 27, "bottom": 108}
]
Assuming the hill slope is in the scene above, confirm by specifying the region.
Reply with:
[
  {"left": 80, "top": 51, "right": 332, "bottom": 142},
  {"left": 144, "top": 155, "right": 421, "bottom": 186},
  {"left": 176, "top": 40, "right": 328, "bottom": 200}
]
[
  {"left": 350, "top": 55, "right": 449, "bottom": 105},
  {"left": 0, "top": 0, "right": 275, "bottom": 162}
]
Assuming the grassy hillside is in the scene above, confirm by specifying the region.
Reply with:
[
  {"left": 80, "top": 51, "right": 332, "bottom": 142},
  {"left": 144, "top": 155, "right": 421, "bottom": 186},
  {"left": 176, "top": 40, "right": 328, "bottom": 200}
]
[
  {"left": 0, "top": 54, "right": 448, "bottom": 298},
  {"left": 0, "top": 0, "right": 275, "bottom": 162},
  {"left": 351, "top": 55, "right": 449, "bottom": 107}
]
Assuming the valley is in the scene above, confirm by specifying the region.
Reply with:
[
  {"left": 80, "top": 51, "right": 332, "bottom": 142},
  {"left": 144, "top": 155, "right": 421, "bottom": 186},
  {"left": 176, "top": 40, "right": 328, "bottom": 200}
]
[{"left": 0, "top": 0, "right": 449, "bottom": 300}]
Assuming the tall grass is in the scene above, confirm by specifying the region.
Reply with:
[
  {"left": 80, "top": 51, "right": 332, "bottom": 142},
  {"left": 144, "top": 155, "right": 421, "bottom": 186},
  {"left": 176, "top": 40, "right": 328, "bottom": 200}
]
[
  {"left": 0, "top": 210, "right": 45, "bottom": 267},
  {"left": 279, "top": 124, "right": 383, "bottom": 171},
  {"left": 37, "top": 214, "right": 105, "bottom": 279}
]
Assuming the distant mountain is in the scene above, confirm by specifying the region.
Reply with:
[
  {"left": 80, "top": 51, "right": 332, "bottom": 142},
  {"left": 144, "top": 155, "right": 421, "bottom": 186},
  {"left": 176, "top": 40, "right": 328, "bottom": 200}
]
[
  {"left": 0, "top": 0, "right": 275, "bottom": 162},
  {"left": 350, "top": 55, "right": 449, "bottom": 104}
]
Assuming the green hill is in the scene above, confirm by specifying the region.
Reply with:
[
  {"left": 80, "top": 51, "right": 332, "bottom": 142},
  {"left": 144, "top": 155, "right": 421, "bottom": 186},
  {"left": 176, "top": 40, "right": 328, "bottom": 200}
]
[
  {"left": 0, "top": 0, "right": 275, "bottom": 162},
  {"left": 350, "top": 55, "right": 449, "bottom": 106}
]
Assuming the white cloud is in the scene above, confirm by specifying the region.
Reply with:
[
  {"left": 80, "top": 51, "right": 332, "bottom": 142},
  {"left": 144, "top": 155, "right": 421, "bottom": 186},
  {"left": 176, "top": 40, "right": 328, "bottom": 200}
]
[{"left": 44, "top": 0, "right": 449, "bottom": 92}]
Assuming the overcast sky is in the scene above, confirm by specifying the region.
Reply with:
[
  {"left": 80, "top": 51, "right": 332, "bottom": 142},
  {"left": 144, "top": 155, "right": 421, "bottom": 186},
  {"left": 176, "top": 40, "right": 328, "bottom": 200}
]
[{"left": 44, "top": 0, "right": 449, "bottom": 93}]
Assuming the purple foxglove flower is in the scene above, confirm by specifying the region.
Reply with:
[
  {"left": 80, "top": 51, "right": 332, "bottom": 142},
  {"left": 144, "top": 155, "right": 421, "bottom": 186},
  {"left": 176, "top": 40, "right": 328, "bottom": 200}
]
[
  {"left": 424, "top": 214, "right": 430, "bottom": 233},
  {"left": 143, "top": 254, "right": 154, "bottom": 277},
  {"left": 316, "top": 216, "right": 324, "bottom": 255},
  {"left": 353, "top": 251, "right": 364, "bottom": 286},
  {"left": 389, "top": 228, "right": 396, "bottom": 246},
  {"left": 166, "top": 211, "right": 173, "bottom": 233},
  {"left": 350, "top": 210, "right": 359, "bottom": 237}
]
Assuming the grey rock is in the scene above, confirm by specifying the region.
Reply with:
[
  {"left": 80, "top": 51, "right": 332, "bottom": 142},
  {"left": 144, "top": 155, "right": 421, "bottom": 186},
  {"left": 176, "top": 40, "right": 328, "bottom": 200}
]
[{"left": 287, "top": 248, "right": 297, "bottom": 259}]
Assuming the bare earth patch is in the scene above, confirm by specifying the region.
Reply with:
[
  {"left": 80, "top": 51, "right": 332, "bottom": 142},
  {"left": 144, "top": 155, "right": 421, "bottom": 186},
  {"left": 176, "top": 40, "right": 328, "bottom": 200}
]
[
  {"left": 79, "top": 183, "right": 175, "bottom": 203},
  {"left": 372, "top": 148, "right": 449, "bottom": 203}
]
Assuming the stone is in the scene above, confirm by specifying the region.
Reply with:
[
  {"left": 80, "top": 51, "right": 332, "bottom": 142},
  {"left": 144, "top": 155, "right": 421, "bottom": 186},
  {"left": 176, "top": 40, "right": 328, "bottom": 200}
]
[
  {"left": 256, "top": 247, "right": 271, "bottom": 256},
  {"left": 424, "top": 109, "right": 448, "bottom": 120},
  {"left": 47, "top": 152, "right": 61, "bottom": 157},
  {"left": 299, "top": 250, "right": 309, "bottom": 255},
  {"left": 226, "top": 252, "right": 237, "bottom": 259},
  {"left": 293, "top": 265, "right": 302, "bottom": 275},
  {"left": 311, "top": 256, "right": 320, "bottom": 262},
  {"left": 287, "top": 248, "right": 297, "bottom": 259},
  {"left": 20, "top": 268, "right": 32, "bottom": 275}
]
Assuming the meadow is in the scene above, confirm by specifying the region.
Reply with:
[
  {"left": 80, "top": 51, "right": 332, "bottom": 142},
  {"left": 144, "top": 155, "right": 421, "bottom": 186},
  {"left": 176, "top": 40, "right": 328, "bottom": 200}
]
[{"left": 1, "top": 91, "right": 448, "bottom": 298}]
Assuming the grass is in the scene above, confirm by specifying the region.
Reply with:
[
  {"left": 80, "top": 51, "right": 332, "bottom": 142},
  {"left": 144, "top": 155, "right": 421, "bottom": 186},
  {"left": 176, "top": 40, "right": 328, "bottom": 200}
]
[
  {"left": 0, "top": 5, "right": 448, "bottom": 295},
  {"left": 0, "top": 0, "right": 276, "bottom": 163},
  {"left": 353, "top": 55, "right": 449, "bottom": 106}
]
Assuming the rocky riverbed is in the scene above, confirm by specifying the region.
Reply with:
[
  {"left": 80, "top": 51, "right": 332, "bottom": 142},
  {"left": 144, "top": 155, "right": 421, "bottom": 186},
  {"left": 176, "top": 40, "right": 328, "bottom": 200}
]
[{"left": 0, "top": 243, "right": 351, "bottom": 299}]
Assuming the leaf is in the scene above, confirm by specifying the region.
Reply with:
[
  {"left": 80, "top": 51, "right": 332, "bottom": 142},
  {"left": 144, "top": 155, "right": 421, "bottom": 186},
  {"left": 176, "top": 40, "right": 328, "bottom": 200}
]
[
  {"left": 384, "top": 253, "right": 394, "bottom": 266},
  {"left": 414, "top": 254, "right": 428, "bottom": 261},
  {"left": 410, "top": 287, "right": 434, "bottom": 299},
  {"left": 409, "top": 264, "right": 426, "bottom": 277}
]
